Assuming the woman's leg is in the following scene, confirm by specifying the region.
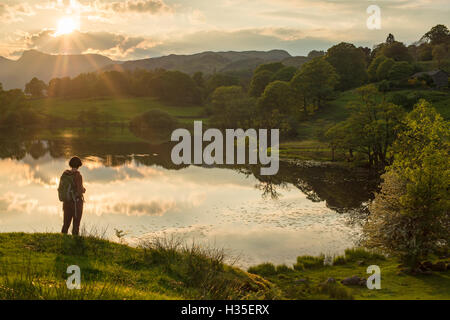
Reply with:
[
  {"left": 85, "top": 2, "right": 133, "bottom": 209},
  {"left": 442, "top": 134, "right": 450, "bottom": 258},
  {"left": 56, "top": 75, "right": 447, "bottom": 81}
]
[
  {"left": 72, "top": 200, "right": 84, "bottom": 236},
  {"left": 61, "top": 201, "right": 74, "bottom": 234}
]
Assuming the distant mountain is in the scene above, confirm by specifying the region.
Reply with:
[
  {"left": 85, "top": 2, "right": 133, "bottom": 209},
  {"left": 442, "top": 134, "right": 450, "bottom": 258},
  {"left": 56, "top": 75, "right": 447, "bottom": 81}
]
[
  {"left": 0, "top": 50, "right": 115, "bottom": 90},
  {"left": 0, "top": 49, "right": 311, "bottom": 90},
  {"left": 105, "top": 50, "right": 293, "bottom": 74}
]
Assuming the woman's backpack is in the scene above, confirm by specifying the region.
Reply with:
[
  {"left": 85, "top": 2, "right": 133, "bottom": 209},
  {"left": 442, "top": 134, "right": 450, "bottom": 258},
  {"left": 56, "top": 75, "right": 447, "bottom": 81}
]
[{"left": 58, "top": 173, "right": 76, "bottom": 202}]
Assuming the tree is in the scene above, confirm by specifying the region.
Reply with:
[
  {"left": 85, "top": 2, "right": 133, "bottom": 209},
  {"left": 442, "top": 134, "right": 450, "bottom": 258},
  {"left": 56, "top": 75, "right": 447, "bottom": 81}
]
[
  {"left": 376, "top": 58, "right": 395, "bottom": 81},
  {"left": 432, "top": 44, "right": 448, "bottom": 68},
  {"left": 290, "top": 57, "right": 339, "bottom": 113},
  {"left": 364, "top": 100, "right": 449, "bottom": 266},
  {"left": 326, "top": 42, "right": 368, "bottom": 90},
  {"left": 258, "top": 81, "right": 294, "bottom": 115},
  {"left": 249, "top": 70, "right": 274, "bottom": 97},
  {"left": 417, "top": 43, "right": 433, "bottom": 61},
  {"left": 386, "top": 33, "right": 395, "bottom": 44},
  {"left": 307, "top": 50, "right": 325, "bottom": 58},
  {"left": 205, "top": 73, "right": 240, "bottom": 95},
  {"left": 381, "top": 41, "right": 413, "bottom": 62},
  {"left": 25, "top": 77, "right": 47, "bottom": 98},
  {"left": 421, "top": 24, "right": 450, "bottom": 46},
  {"left": 271, "top": 66, "right": 297, "bottom": 82},
  {"left": 209, "top": 86, "right": 256, "bottom": 129},
  {"left": 155, "top": 71, "right": 202, "bottom": 105},
  {"left": 368, "top": 55, "right": 387, "bottom": 82},
  {"left": 388, "top": 61, "right": 414, "bottom": 80},
  {"left": 254, "top": 62, "right": 284, "bottom": 74},
  {"left": 326, "top": 85, "right": 405, "bottom": 167}
]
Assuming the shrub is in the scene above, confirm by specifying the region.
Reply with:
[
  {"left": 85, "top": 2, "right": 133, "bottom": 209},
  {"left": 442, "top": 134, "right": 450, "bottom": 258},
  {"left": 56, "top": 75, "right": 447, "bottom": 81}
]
[
  {"left": 332, "top": 255, "right": 347, "bottom": 265},
  {"left": 294, "top": 255, "right": 324, "bottom": 270},
  {"left": 318, "top": 282, "right": 354, "bottom": 300},
  {"left": 247, "top": 263, "right": 277, "bottom": 277},
  {"left": 343, "top": 248, "right": 386, "bottom": 262},
  {"left": 275, "top": 264, "right": 294, "bottom": 274}
]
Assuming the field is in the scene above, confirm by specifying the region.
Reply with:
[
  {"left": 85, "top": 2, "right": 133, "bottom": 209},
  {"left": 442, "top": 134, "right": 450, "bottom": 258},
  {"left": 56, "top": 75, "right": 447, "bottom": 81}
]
[
  {"left": 1, "top": 233, "right": 448, "bottom": 300},
  {"left": 27, "top": 88, "right": 449, "bottom": 160},
  {"left": 30, "top": 97, "right": 206, "bottom": 125}
]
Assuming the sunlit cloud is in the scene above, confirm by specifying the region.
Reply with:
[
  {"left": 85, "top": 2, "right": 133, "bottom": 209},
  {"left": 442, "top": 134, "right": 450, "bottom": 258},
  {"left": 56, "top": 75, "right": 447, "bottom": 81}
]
[
  {"left": 0, "top": 2, "right": 35, "bottom": 23},
  {"left": 0, "top": 192, "right": 38, "bottom": 214}
]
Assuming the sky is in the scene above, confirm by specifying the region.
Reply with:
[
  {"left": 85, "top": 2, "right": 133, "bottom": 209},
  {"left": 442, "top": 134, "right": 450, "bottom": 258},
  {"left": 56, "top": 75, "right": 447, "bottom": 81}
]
[{"left": 0, "top": 0, "right": 449, "bottom": 61}]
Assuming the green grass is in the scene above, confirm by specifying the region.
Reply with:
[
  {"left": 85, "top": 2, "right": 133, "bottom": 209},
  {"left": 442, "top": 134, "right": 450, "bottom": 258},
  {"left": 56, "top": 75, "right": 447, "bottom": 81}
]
[
  {"left": 248, "top": 249, "right": 450, "bottom": 300},
  {"left": 0, "top": 233, "right": 448, "bottom": 300},
  {"left": 29, "top": 97, "right": 206, "bottom": 125},
  {"left": 0, "top": 232, "right": 276, "bottom": 300}
]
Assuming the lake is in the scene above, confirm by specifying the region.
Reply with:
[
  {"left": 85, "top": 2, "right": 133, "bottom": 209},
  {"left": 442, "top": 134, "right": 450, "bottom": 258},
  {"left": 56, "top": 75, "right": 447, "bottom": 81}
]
[{"left": 0, "top": 133, "right": 378, "bottom": 268}]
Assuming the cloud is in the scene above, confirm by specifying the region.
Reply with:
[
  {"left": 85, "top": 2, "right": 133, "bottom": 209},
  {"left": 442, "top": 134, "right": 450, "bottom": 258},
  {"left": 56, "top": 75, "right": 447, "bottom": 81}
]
[
  {"left": 0, "top": 2, "right": 35, "bottom": 23},
  {"left": 18, "top": 29, "right": 147, "bottom": 59},
  {"left": 0, "top": 192, "right": 38, "bottom": 214},
  {"left": 104, "top": 0, "right": 171, "bottom": 14}
]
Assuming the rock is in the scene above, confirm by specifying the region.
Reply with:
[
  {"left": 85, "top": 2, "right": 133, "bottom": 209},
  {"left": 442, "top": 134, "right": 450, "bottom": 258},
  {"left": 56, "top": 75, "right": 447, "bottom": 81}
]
[
  {"left": 294, "top": 279, "right": 309, "bottom": 284},
  {"left": 421, "top": 261, "right": 433, "bottom": 270},
  {"left": 431, "top": 261, "right": 447, "bottom": 272},
  {"left": 326, "top": 277, "right": 336, "bottom": 284},
  {"left": 341, "top": 275, "right": 364, "bottom": 286}
]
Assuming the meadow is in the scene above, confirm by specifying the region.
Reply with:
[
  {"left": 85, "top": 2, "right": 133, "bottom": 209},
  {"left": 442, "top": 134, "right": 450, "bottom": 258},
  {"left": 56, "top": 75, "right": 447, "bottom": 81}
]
[{"left": 1, "top": 233, "right": 448, "bottom": 300}]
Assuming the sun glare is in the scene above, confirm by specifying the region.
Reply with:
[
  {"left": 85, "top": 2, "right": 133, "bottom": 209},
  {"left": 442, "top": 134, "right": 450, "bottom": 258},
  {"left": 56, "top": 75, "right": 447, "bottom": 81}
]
[{"left": 55, "top": 17, "right": 77, "bottom": 36}]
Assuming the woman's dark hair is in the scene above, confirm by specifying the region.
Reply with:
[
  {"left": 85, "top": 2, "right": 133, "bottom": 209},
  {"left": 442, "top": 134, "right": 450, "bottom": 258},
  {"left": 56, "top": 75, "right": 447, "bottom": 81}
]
[{"left": 69, "top": 156, "right": 82, "bottom": 169}]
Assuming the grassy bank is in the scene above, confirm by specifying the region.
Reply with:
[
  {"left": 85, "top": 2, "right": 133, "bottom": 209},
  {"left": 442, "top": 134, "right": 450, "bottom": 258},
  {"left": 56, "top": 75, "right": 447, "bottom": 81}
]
[
  {"left": 0, "top": 232, "right": 275, "bottom": 300},
  {"left": 0, "top": 233, "right": 448, "bottom": 300},
  {"left": 248, "top": 248, "right": 450, "bottom": 300}
]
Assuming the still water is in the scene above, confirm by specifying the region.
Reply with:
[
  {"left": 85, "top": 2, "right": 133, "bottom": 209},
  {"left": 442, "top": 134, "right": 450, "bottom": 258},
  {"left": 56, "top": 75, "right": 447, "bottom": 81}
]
[{"left": 0, "top": 136, "right": 377, "bottom": 267}]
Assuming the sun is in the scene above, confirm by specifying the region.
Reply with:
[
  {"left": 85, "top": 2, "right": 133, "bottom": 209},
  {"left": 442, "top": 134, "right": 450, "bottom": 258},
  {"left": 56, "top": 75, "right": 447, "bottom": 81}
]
[{"left": 55, "top": 17, "right": 77, "bottom": 36}]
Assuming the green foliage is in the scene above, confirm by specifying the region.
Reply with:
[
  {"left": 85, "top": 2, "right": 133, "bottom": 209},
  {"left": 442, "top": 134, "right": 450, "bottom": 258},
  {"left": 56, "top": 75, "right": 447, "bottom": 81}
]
[
  {"left": 418, "top": 43, "right": 433, "bottom": 61},
  {"left": 343, "top": 248, "right": 386, "bottom": 262},
  {"left": 421, "top": 24, "right": 450, "bottom": 46},
  {"left": 364, "top": 100, "right": 450, "bottom": 266},
  {"left": 209, "top": 85, "right": 256, "bottom": 129},
  {"left": 0, "top": 233, "right": 275, "bottom": 300},
  {"left": 258, "top": 80, "right": 293, "bottom": 115},
  {"left": 388, "top": 61, "right": 414, "bottom": 80},
  {"left": 271, "top": 66, "right": 297, "bottom": 82},
  {"left": 325, "top": 42, "right": 368, "bottom": 90},
  {"left": 432, "top": 44, "right": 448, "bottom": 68},
  {"left": 25, "top": 77, "right": 47, "bottom": 98},
  {"left": 249, "top": 70, "right": 274, "bottom": 97},
  {"left": 290, "top": 57, "right": 339, "bottom": 112},
  {"left": 368, "top": 55, "right": 387, "bottom": 82},
  {"left": 381, "top": 41, "right": 413, "bottom": 62},
  {"left": 205, "top": 73, "right": 240, "bottom": 95},
  {"left": 376, "top": 58, "right": 395, "bottom": 81},
  {"left": 47, "top": 69, "right": 203, "bottom": 105},
  {"left": 294, "top": 255, "right": 324, "bottom": 270},
  {"left": 156, "top": 70, "right": 202, "bottom": 105},
  {"left": 247, "top": 263, "right": 277, "bottom": 277},
  {"left": 326, "top": 85, "right": 406, "bottom": 167},
  {"left": 254, "top": 62, "right": 284, "bottom": 74},
  {"left": 318, "top": 282, "right": 354, "bottom": 300}
]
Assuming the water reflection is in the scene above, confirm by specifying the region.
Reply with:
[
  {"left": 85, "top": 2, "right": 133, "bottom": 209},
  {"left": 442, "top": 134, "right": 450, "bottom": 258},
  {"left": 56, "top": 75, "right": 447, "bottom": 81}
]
[{"left": 0, "top": 133, "right": 378, "bottom": 267}]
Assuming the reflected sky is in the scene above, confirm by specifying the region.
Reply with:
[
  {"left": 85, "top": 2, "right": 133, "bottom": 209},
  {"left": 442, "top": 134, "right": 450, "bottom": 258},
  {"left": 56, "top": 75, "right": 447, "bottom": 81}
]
[{"left": 0, "top": 151, "right": 361, "bottom": 268}]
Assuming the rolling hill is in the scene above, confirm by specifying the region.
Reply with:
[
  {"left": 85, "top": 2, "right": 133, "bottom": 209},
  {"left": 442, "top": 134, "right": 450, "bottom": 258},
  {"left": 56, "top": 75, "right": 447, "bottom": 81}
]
[
  {"left": 0, "top": 50, "right": 115, "bottom": 90},
  {"left": 0, "top": 49, "right": 312, "bottom": 90}
]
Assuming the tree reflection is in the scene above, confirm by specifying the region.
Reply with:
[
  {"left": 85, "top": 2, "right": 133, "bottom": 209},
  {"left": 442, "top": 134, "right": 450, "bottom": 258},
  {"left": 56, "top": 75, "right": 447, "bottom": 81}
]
[{"left": 0, "top": 131, "right": 379, "bottom": 214}]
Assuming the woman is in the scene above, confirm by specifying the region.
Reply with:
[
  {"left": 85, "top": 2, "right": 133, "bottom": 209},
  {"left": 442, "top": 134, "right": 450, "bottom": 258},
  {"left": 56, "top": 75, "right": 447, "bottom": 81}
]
[{"left": 61, "top": 156, "right": 86, "bottom": 236}]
